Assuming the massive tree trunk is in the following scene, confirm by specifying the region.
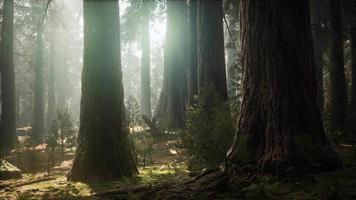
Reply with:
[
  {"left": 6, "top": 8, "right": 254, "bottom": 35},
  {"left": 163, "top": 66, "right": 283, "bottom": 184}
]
[
  {"left": 154, "top": 0, "right": 188, "bottom": 129},
  {"left": 33, "top": 25, "right": 45, "bottom": 143},
  {"left": 47, "top": 31, "right": 57, "bottom": 128},
  {"left": 140, "top": 2, "right": 152, "bottom": 119},
  {"left": 329, "top": 0, "right": 347, "bottom": 130},
  {"left": 197, "top": 0, "right": 227, "bottom": 101},
  {"left": 67, "top": 0, "right": 137, "bottom": 182},
  {"left": 187, "top": 0, "right": 198, "bottom": 106},
  {"left": 0, "top": 0, "right": 16, "bottom": 155},
  {"left": 227, "top": 0, "right": 341, "bottom": 175}
]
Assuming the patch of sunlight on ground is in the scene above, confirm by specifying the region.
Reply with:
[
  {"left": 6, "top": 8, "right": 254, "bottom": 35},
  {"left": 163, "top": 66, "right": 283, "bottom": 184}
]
[
  {"left": 2, "top": 162, "right": 190, "bottom": 200},
  {"left": 10, "top": 176, "right": 92, "bottom": 200},
  {"left": 138, "top": 162, "right": 189, "bottom": 183}
]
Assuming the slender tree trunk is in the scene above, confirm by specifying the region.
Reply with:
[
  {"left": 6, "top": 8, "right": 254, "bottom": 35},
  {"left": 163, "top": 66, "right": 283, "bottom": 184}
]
[
  {"left": 197, "top": 0, "right": 228, "bottom": 100},
  {"left": 141, "top": 3, "right": 152, "bottom": 119},
  {"left": 329, "top": 0, "right": 347, "bottom": 130},
  {"left": 227, "top": 0, "right": 341, "bottom": 175},
  {"left": 310, "top": 0, "right": 326, "bottom": 115},
  {"left": 16, "top": 92, "right": 20, "bottom": 127},
  {"left": 226, "top": 34, "right": 235, "bottom": 97},
  {"left": 187, "top": 0, "right": 198, "bottom": 106},
  {"left": 154, "top": 0, "right": 188, "bottom": 129},
  {"left": 47, "top": 31, "right": 57, "bottom": 129},
  {"left": 56, "top": 33, "right": 68, "bottom": 112},
  {"left": 224, "top": 0, "right": 239, "bottom": 98},
  {"left": 68, "top": 0, "right": 137, "bottom": 181},
  {"left": 22, "top": 92, "right": 33, "bottom": 127},
  {"left": 0, "top": 0, "right": 16, "bottom": 156},
  {"left": 33, "top": 25, "right": 45, "bottom": 143},
  {"left": 314, "top": 24, "right": 325, "bottom": 115},
  {"left": 61, "top": 131, "right": 64, "bottom": 157},
  {"left": 350, "top": 1, "right": 356, "bottom": 127}
]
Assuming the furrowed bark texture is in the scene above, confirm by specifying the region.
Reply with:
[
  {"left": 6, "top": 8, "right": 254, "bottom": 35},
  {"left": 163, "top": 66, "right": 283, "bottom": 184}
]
[
  {"left": 197, "top": 0, "right": 228, "bottom": 101},
  {"left": 227, "top": 0, "right": 341, "bottom": 175},
  {"left": 67, "top": 0, "right": 137, "bottom": 182}
]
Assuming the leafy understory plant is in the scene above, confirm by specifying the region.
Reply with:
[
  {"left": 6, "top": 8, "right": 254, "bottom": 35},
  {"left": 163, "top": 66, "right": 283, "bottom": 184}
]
[{"left": 183, "top": 86, "right": 234, "bottom": 170}]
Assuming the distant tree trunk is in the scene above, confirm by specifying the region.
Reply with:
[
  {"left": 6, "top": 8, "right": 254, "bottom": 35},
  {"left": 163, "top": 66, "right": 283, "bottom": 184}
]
[
  {"left": 47, "top": 32, "right": 57, "bottom": 129},
  {"left": 329, "top": 0, "right": 347, "bottom": 130},
  {"left": 141, "top": 3, "right": 152, "bottom": 119},
  {"left": 197, "top": 0, "right": 227, "bottom": 100},
  {"left": 154, "top": 0, "right": 188, "bottom": 129},
  {"left": 313, "top": 23, "right": 325, "bottom": 115},
  {"left": 33, "top": 25, "right": 45, "bottom": 143},
  {"left": 16, "top": 92, "right": 20, "bottom": 127},
  {"left": 227, "top": 0, "right": 341, "bottom": 175},
  {"left": 23, "top": 92, "right": 33, "bottom": 127},
  {"left": 67, "top": 0, "right": 137, "bottom": 182},
  {"left": 0, "top": 0, "right": 16, "bottom": 155},
  {"left": 224, "top": 0, "right": 239, "bottom": 98},
  {"left": 225, "top": 31, "right": 235, "bottom": 97},
  {"left": 154, "top": 63, "right": 169, "bottom": 124},
  {"left": 56, "top": 34, "right": 68, "bottom": 112},
  {"left": 350, "top": 2, "right": 356, "bottom": 127},
  {"left": 310, "top": 0, "right": 326, "bottom": 115},
  {"left": 187, "top": 0, "right": 198, "bottom": 106}
]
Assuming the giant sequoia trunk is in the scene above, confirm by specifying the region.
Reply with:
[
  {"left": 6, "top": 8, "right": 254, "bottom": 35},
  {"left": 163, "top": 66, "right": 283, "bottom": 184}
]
[
  {"left": 67, "top": 0, "right": 137, "bottom": 181},
  {"left": 187, "top": 0, "right": 198, "bottom": 106},
  {"left": 329, "top": 0, "right": 347, "bottom": 130},
  {"left": 197, "top": 0, "right": 227, "bottom": 101},
  {"left": 0, "top": 0, "right": 16, "bottom": 155},
  {"left": 227, "top": 0, "right": 341, "bottom": 175},
  {"left": 33, "top": 25, "right": 45, "bottom": 143},
  {"left": 141, "top": 3, "right": 152, "bottom": 119},
  {"left": 154, "top": 0, "right": 188, "bottom": 129}
]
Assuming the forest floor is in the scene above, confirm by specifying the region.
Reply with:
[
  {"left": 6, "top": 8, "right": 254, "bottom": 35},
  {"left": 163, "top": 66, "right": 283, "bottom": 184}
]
[{"left": 1, "top": 136, "right": 356, "bottom": 200}]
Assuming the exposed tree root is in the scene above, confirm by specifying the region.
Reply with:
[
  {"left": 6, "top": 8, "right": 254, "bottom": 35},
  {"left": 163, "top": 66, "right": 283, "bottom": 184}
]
[{"left": 95, "top": 168, "right": 228, "bottom": 200}]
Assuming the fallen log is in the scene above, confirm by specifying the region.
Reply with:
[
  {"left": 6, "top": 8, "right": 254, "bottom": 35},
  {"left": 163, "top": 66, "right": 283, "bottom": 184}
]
[{"left": 0, "top": 176, "right": 55, "bottom": 189}]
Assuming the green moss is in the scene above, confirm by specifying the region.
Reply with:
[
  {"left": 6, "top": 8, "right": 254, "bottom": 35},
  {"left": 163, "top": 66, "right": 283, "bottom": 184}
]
[{"left": 138, "top": 162, "right": 188, "bottom": 183}]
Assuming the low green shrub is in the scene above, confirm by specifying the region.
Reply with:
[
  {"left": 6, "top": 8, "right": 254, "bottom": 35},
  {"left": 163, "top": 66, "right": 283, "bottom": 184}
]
[{"left": 183, "top": 86, "right": 234, "bottom": 170}]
